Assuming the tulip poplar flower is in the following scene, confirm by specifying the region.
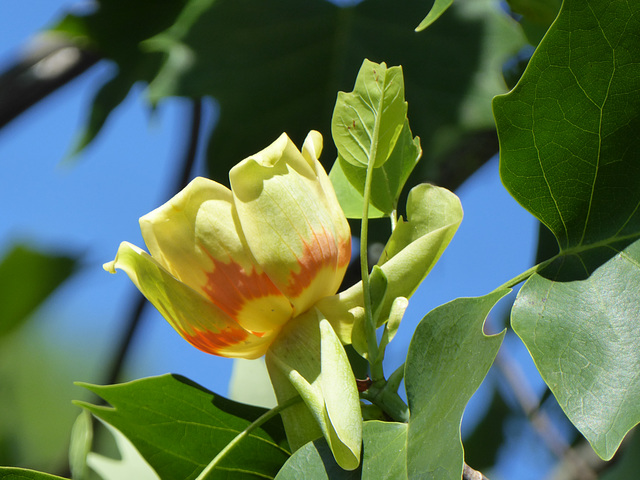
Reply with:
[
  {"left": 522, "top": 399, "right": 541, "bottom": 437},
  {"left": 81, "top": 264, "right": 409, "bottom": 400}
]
[
  {"left": 105, "top": 130, "right": 463, "bottom": 471},
  {"left": 105, "top": 131, "right": 361, "bottom": 469}
]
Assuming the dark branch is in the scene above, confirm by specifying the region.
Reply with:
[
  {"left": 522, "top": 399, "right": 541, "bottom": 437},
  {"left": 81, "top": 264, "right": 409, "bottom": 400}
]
[{"left": 0, "top": 34, "right": 100, "bottom": 129}]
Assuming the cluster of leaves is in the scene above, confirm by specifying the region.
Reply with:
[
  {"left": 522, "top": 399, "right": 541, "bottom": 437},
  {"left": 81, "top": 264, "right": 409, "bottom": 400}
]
[{"left": 2, "top": 0, "right": 640, "bottom": 479}]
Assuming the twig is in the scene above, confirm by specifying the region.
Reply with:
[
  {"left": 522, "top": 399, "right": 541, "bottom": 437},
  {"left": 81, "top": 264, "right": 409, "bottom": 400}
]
[
  {"left": 463, "top": 463, "right": 489, "bottom": 480},
  {"left": 0, "top": 34, "right": 100, "bottom": 129},
  {"left": 494, "top": 347, "right": 598, "bottom": 480}
]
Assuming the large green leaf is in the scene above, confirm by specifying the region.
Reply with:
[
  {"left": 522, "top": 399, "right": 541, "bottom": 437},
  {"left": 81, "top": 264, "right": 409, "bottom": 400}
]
[
  {"left": 274, "top": 421, "right": 408, "bottom": 480},
  {"left": 494, "top": 0, "right": 640, "bottom": 459},
  {"left": 512, "top": 239, "right": 640, "bottom": 460},
  {"left": 494, "top": 0, "right": 640, "bottom": 256},
  {"left": 404, "top": 290, "right": 508, "bottom": 480},
  {"left": 0, "top": 469, "right": 68, "bottom": 480},
  {"left": 76, "top": 374, "right": 289, "bottom": 480},
  {"left": 52, "top": 0, "right": 524, "bottom": 186},
  {"left": 0, "top": 245, "right": 76, "bottom": 338}
]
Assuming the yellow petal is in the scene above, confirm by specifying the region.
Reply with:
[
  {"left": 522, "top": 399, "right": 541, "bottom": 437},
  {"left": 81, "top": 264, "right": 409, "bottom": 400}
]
[
  {"left": 229, "top": 132, "right": 351, "bottom": 315},
  {"left": 104, "top": 242, "right": 276, "bottom": 359},
  {"left": 139, "top": 177, "right": 293, "bottom": 333}
]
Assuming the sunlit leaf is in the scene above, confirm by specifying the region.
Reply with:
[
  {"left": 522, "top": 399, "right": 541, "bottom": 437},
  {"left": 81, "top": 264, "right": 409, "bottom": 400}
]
[
  {"left": 332, "top": 59, "right": 407, "bottom": 169},
  {"left": 0, "top": 468, "right": 68, "bottom": 480},
  {"left": 75, "top": 374, "right": 289, "bottom": 480},
  {"left": 274, "top": 421, "right": 408, "bottom": 480},
  {"left": 600, "top": 427, "right": 640, "bottom": 480},
  {"left": 512, "top": 239, "right": 640, "bottom": 460},
  {"left": 494, "top": 0, "right": 640, "bottom": 460},
  {"left": 330, "top": 119, "right": 421, "bottom": 219},
  {"left": 415, "top": 0, "right": 453, "bottom": 32},
  {"left": 266, "top": 311, "right": 361, "bottom": 471},
  {"left": 405, "top": 290, "right": 508, "bottom": 479},
  {"left": 86, "top": 423, "right": 159, "bottom": 480},
  {"left": 52, "top": 0, "right": 523, "bottom": 189},
  {"left": 68, "top": 411, "right": 92, "bottom": 480}
]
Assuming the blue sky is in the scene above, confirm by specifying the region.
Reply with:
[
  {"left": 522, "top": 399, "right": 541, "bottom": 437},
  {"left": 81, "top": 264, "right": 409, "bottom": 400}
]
[{"left": 1, "top": 2, "right": 554, "bottom": 478}]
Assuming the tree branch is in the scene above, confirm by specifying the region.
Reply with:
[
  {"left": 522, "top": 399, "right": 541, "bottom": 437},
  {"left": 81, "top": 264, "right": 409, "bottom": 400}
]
[
  {"left": 463, "top": 463, "right": 489, "bottom": 480},
  {"left": 0, "top": 33, "right": 100, "bottom": 129}
]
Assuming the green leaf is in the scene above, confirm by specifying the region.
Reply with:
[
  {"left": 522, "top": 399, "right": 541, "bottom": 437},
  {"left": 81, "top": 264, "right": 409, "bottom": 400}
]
[
  {"left": 0, "top": 245, "right": 76, "bottom": 338},
  {"left": 274, "top": 439, "right": 358, "bottom": 480},
  {"left": 494, "top": 0, "right": 640, "bottom": 258},
  {"left": 378, "top": 183, "right": 462, "bottom": 267},
  {"left": 69, "top": 411, "right": 93, "bottom": 480},
  {"left": 53, "top": 0, "right": 190, "bottom": 156},
  {"left": 332, "top": 59, "right": 407, "bottom": 168},
  {"left": 415, "top": 0, "right": 454, "bottom": 32},
  {"left": 52, "top": 0, "right": 523, "bottom": 188},
  {"left": 512, "top": 239, "right": 640, "bottom": 460},
  {"left": 330, "top": 120, "right": 421, "bottom": 219},
  {"left": 75, "top": 374, "right": 289, "bottom": 480},
  {"left": 0, "top": 468, "right": 68, "bottom": 480},
  {"left": 275, "top": 421, "right": 408, "bottom": 480},
  {"left": 86, "top": 423, "right": 160, "bottom": 480},
  {"left": 494, "top": 0, "right": 640, "bottom": 459},
  {"left": 405, "top": 290, "right": 508, "bottom": 480},
  {"left": 359, "top": 421, "right": 408, "bottom": 479},
  {"left": 315, "top": 183, "right": 462, "bottom": 346}
]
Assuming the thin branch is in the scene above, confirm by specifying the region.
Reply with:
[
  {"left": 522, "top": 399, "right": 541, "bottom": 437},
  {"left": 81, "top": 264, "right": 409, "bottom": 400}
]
[
  {"left": 0, "top": 34, "right": 100, "bottom": 129},
  {"left": 494, "top": 348, "right": 598, "bottom": 480},
  {"left": 463, "top": 463, "right": 489, "bottom": 480}
]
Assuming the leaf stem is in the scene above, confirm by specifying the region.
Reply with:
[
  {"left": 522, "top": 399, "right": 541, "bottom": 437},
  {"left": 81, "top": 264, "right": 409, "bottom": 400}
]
[
  {"left": 195, "top": 395, "right": 301, "bottom": 480},
  {"left": 361, "top": 383, "right": 409, "bottom": 423},
  {"left": 361, "top": 157, "right": 383, "bottom": 381},
  {"left": 390, "top": 208, "right": 398, "bottom": 232},
  {"left": 492, "top": 256, "right": 556, "bottom": 293}
]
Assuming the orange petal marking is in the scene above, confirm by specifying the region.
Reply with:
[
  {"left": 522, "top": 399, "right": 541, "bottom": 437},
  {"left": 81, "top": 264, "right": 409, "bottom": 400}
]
[
  {"left": 285, "top": 226, "right": 351, "bottom": 299},
  {"left": 183, "top": 326, "right": 250, "bottom": 355},
  {"left": 201, "top": 252, "right": 288, "bottom": 321}
]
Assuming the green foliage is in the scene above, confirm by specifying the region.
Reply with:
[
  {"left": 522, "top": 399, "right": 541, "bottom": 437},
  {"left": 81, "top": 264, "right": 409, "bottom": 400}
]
[
  {"left": 76, "top": 374, "right": 290, "bottom": 479},
  {"left": 332, "top": 60, "right": 407, "bottom": 169},
  {"left": 0, "top": 468, "right": 69, "bottom": 480},
  {"left": 275, "top": 421, "right": 407, "bottom": 479},
  {"left": 329, "top": 59, "right": 421, "bottom": 218},
  {"left": 330, "top": 119, "right": 420, "bottom": 218},
  {"left": 415, "top": 0, "right": 453, "bottom": 32},
  {"left": 51, "top": 0, "right": 523, "bottom": 186},
  {"left": 513, "top": 241, "right": 640, "bottom": 460},
  {"left": 0, "top": 245, "right": 76, "bottom": 338},
  {"left": 494, "top": 0, "right": 640, "bottom": 460},
  {"left": 6, "top": 0, "right": 640, "bottom": 477},
  {"left": 405, "top": 290, "right": 508, "bottom": 479}
]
